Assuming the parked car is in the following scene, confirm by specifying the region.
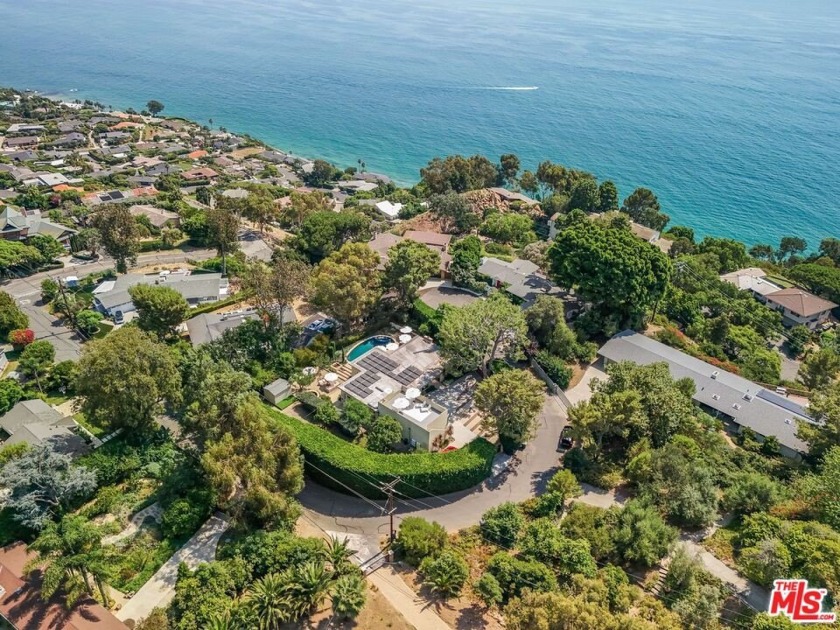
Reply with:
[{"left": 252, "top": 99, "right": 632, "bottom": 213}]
[
  {"left": 113, "top": 310, "right": 124, "bottom": 325},
  {"left": 305, "top": 319, "right": 324, "bottom": 333},
  {"left": 558, "top": 426, "right": 573, "bottom": 451}
]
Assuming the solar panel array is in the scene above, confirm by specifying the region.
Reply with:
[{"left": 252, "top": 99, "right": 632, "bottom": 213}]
[
  {"left": 394, "top": 365, "right": 422, "bottom": 385},
  {"left": 358, "top": 352, "right": 398, "bottom": 374},
  {"left": 345, "top": 350, "right": 424, "bottom": 400}
]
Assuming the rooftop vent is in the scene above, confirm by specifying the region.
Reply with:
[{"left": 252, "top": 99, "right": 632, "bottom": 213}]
[
  {"left": 711, "top": 370, "right": 719, "bottom": 379},
  {"left": 712, "top": 394, "right": 720, "bottom": 401},
  {"left": 785, "top": 418, "right": 792, "bottom": 425},
  {"left": 743, "top": 393, "right": 754, "bottom": 401},
  {"left": 732, "top": 403, "right": 742, "bottom": 411}
]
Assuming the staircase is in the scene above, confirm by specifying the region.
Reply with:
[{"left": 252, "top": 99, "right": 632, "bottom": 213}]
[{"left": 332, "top": 362, "right": 356, "bottom": 382}]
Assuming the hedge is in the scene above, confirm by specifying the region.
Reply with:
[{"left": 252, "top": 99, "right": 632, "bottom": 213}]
[
  {"left": 266, "top": 406, "right": 496, "bottom": 499},
  {"left": 188, "top": 294, "right": 247, "bottom": 317}
]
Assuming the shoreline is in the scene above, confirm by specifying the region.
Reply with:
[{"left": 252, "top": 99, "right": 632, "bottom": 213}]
[{"left": 7, "top": 86, "right": 835, "bottom": 253}]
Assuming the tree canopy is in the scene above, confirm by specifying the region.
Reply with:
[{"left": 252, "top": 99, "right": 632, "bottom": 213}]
[
  {"left": 309, "top": 242, "right": 381, "bottom": 331},
  {"left": 92, "top": 205, "right": 141, "bottom": 273},
  {"left": 549, "top": 219, "right": 671, "bottom": 331},
  {"left": 475, "top": 370, "right": 545, "bottom": 445},
  {"left": 75, "top": 327, "right": 181, "bottom": 432},
  {"left": 438, "top": 292, "right": 527, "bottom": 376},
  {"left": 129, "top": 283, "right": 190, "bottom": 339},
  {"left": 384, "top": 239, "right": 440, "bottom": 310}
]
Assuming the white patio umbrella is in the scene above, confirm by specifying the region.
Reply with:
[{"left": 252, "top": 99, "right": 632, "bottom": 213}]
[
  {"left": 385, "top": 342, "right": 399, "bottom": 352},
  {"left": 398, "top": 334, "right": 411, "bottom": 344},
  {"left": 324, "top": 372, "right": 339, "bottom": 383},
  {"left": 399, "top": 326, "right": 412, "bottom": 334},
  {"left": 405, "top": 387, "right": 421, "bottom": 400}
]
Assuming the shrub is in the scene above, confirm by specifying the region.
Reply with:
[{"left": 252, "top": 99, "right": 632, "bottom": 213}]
[
  {"left": 535, "top": 351, "right": 573, "bottom": 389},
  {"left": 268, "top": 408, "right": 495, "bottom": 498},
  {"left": 8, "top": 328, "right": 34, "bottom": 349},
  {"left": 161, "top": 498, "right": 209, "bottom": 539},
  {"left": 474, "top": 573, "right": 503, "bottom": 607},
  {"left": 331, "top": 573, "right": 367, "bottom": 619},
  {"left": 420, "top": 550, "right": 469, "bottom": 598},
  {"left": 480, "top": 502, "right": 524, "bottom": 547},
  {"left": 395, "top": 517, "right": 448, "bottom": 566},
  {"left": 486, "top": 552, "right": 558, "bottom": 601},
  {"left": 366, "top": 416, "right": 402, "bottom": 453}
]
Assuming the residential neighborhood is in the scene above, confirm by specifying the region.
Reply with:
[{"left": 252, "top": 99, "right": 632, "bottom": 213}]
[{"left": 0, "top": 88, "right": 839, "bottom": 630}]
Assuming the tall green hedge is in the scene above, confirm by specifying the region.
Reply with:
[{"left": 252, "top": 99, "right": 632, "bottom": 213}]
[{"left": 266, "top": 407, "right": 495, "bottom": 499}]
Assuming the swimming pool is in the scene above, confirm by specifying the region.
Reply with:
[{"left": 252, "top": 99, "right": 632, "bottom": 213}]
[{"left": 347, "top": 336, "right": 392, "bottom": 362}]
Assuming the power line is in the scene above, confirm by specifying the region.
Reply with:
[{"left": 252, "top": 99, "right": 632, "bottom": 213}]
[{"left": 303, "top": 459, "right": 385, "bottom": 514}]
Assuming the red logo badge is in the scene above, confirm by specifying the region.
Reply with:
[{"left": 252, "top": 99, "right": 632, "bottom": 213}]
[{"left": 769, "top": 580, "right": 836, "bottom": 623}]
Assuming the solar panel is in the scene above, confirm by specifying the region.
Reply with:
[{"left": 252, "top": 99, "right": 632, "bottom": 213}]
[
  {"left": 394, "top": 366, "right": 422, "bottom": 385},
  {"left": 756, "top": 389, "right": 810, "bottom": 417}
]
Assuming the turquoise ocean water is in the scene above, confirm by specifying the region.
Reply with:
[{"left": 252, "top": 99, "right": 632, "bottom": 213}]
[{"left": 1, "top": 0, "right": 838, "bottom": 247}]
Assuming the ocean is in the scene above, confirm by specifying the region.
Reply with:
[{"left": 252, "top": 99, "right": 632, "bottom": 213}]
[{"left": 1, "top": 0, "right": 838, "bottom": 247}]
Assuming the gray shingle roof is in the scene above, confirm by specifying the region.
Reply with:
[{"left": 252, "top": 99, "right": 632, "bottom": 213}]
[{"left": 597, "top": 331, "right": 813, "bottom": 453}]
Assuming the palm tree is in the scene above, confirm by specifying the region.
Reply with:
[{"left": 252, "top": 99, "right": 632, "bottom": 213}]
[
  {"left": 285, "top": 560, "right": 332, "bottom": 617},
  {"left": 324, "top": 536, "right": 354, "bottom": 576},
  {"left": 206, "top": 610, "right": 235, "bottom": 630},
  {"left": 331, "top": 573, "right": 367, "bottom": 620},
  {"left": 244, "top": 573, "right": 293, "bottom": 629},
  {"left": 26, "top": 515, "right": 112, "bottom": 607}
]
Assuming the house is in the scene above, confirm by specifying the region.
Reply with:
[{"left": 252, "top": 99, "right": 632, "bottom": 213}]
[
  {"left": 720, "top": 268, "right": 783, "bottom": 303},
  {"left": 145, "top": 162, "right": 181, "bottom": 177},
  {"left": 338, "top": 180, "right": 378, "bottom": 193},
  {"left": 764, "top": 288, "right": 837, "bottom": 330},
  {"left": 5, "top": 123, "right": 45, "bottom": 135},
  {"left": 367, "top": 232, "right": 450, "bottom": 277},
  {"left": 547, "top": 214, "right": 673, "bottom": 253},
  {"left": 374, "top": 200, "right": 402, "bottom": 220},
  {"left": 378, "top": 391, "right": 449, "bottom": 451},
  {"left": 187, "top": 149, "right": 208, "bottom": 160},
  {"left": 487, "top": 187, "right": 539, "bottom": 206},
  {"left": 7, "top": 151, "right": 38, "bottom": 163},
  {"left": 598, "top": 330, "right": 815, "bottom": 458},
  {"left": 93, "top": 271, "right": 229, "bottom": 317},
  {"left": 263, "top": 378, "right": 292, "bottom": 405},
  {"left": 0, "top": 206, "right": 77, "bottom": 246},
  {"left": 99, "top": 131, "right": 131, "bottom": 143},
  {"left": 340, "top": 336, "right": 444, "bottom": 451},
  {"left": 58, "top": 119, "right": 85, "bottom": 132},
  {"left": 0, "top": 399, "right": 88, "bottom": 456},
  {"left": 35, "top": 173, "right": 69, "bottom": 188},
  {"left": 48, "top": 132, "right": 86, "bottom": 148},
  {"left": 127, "top": 174, "right": 158, "bottom": 188},
  {"left": 0, "top": 542, "right": 128, "bottom": 630},
  {"left": 129, "top": 204, "right": 181, "bottom": 228},
  {"left": 2, "top": 136, "right": 39, "bottom": 149},
  {"left": 181, "top": 167, "right": 219, "bottom": 182},
  {"left": 478, "top": 257, "right": 560, "bottom": 306},
  {"left": 221, "top": 187, "right": 250, "bottom": 199},
  {"left": 184, "top": 309, "right": 296, "bottom": 347}
]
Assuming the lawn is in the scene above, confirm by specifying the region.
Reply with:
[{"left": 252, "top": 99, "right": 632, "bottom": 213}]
[
  {"left": 74, "top": 411, "right": 109, "bottom": 438},
  {"left": 766, "top": 274, "right": 796, "bottom": 289},
  {"left": 92, "top": 321, "right": 114, "bottom": 339}
]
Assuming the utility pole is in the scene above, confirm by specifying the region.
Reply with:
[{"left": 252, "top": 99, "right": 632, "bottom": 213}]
[{"left": 380, "top": 477, "right": 401, "bottom": 543}]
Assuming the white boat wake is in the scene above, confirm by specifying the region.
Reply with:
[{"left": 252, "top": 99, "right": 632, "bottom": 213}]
[{"left": 478, "top": 86, "right": 539, "bottom": 90}]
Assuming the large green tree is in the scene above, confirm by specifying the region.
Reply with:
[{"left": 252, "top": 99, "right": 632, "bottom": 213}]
[
  {"left": 1, "top": 446, "right": 96, "bottom": 530},
  {"left": 428, "top": 193, "right": 479, "bottom": 233},
  {"left": 294, "top": 211, "right": 371, "bottom": 262},
  {"left": 204, "top": 206, "right": 240, "bottom": 275},
  {"left": 798, "top": 381, "right": 840, "bottom": 461},
  {"left": 384, "top": 239, "right": 441, "bottom": 310},
  {"left": 475, "top": 370, "right": 545, "bottom": 444},
  {"left": 480, "top": 213, "right": 535, "bottom": 245},
  {"left": 128, "top": 283, "right": 190, "bottom": 339},
  {"left": 420, "top": 154, "right": 499, "bottom": 194},
  {"left": 19, "top": 340, "right": 55, "bottom": 393},
  {"left": 92, "top": 205, "right": 141, "bottom": 273},
  {"left": 241, "top": 258, "right": 310, "bottom": 325},
  {"left": 0, "top": 290, "right": 28, "bottom": 338},
  {"left": 309, "top": 242, "right": 381, "bottom": 332},
  {"left": 201, "top": 396, "right": 303, "bottom": 529},
  {"left": 75, "top": 327, "right": 181, "bottom": 432},
  {"left": 621, "top": 187, "right": 669, "bottom": 231},
  {"left": 438, "top": 292, "right": 528, "bottom": 376},
  {"left": 548, "top": 219, "right": 671, "bottom": 330},
  {"left": 0, "top": 240, "right": 43, "bottom": 276}
]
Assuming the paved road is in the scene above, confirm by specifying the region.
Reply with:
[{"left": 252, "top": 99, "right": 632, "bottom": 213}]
[
  {"left": 301, "top": 395, "right": 569, "bottom": 538},
  {"left": 1, "top": 248, "right": 217, "bottom": 300},
  {"left": 116, "top": 514, "right": 229, "bottom": 625},
  {"left": 17, "top": 299, "right": 83, "bottom": 363}
]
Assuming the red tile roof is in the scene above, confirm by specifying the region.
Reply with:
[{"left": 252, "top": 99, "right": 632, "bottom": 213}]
[{"left": 0, "top": 543, "right": 127, "bottom": 630}]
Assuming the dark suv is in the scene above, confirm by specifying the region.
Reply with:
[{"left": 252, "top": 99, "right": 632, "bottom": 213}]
[{"left": 558, "top": 426, "right": 573, "bottom": 451}]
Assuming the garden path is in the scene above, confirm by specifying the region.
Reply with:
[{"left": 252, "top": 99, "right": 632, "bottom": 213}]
[{"left": 102, "top": 502, "right": 163, "bottom": 545}]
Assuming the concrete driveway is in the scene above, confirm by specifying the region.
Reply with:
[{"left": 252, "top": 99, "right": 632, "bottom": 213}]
[
  {"left": 564, "top": 359, "right": 607, "bottom": 407},
  {"left": 116, "top": 514, "right": 229, "bottom": 625}
]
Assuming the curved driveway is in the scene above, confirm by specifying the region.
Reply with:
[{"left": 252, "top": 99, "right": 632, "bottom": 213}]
[{"left": 300, "top": 395, "right": 569, "bottom": 538}]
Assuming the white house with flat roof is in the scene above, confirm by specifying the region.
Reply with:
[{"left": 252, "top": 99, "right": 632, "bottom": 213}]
[{"left": 378, "top": 391, "right": 449, "bottom": 451}]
